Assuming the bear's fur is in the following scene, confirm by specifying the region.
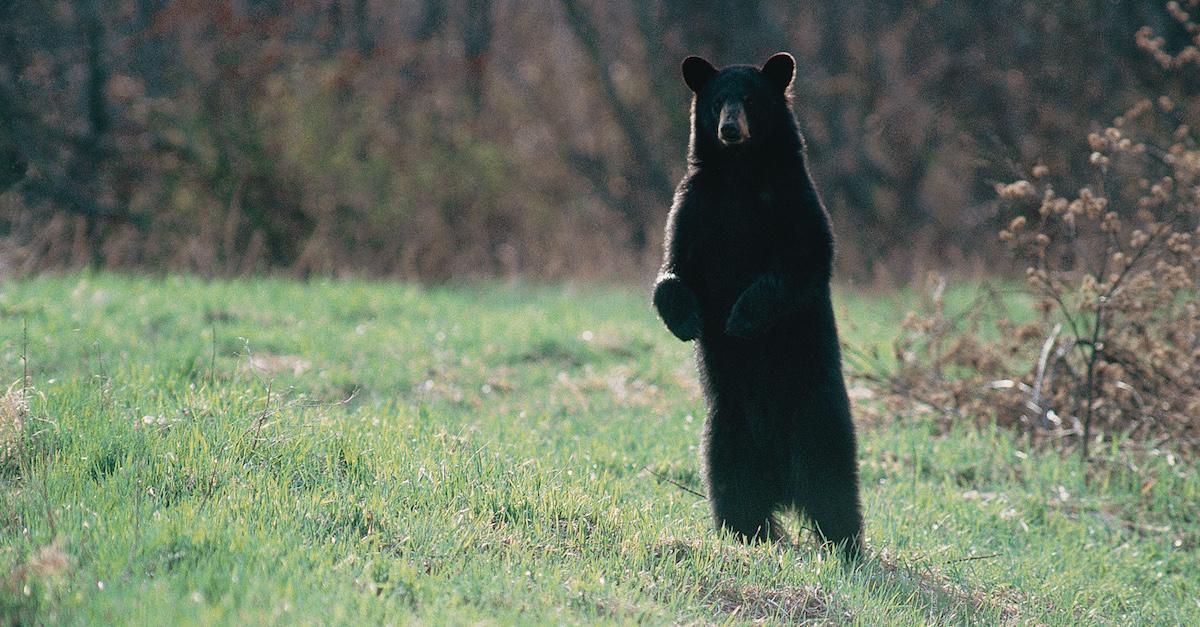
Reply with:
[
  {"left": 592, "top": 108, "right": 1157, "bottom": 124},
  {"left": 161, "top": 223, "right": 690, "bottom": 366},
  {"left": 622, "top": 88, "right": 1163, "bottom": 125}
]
[{"left": 653, "top": 53, "right": 863, "bottom": 557}]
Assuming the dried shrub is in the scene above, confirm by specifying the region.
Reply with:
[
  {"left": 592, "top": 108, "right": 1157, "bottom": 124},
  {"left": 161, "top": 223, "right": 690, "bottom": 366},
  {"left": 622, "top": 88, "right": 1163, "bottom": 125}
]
[
  {"left": 1003, "top": 97, "right": 1200, "bottom": 456},
  {"left": 847, "top": 277, "right": 1038, "bottom": 437},
  {"left": 857, "top": 5, "right": 1200, "bottom": 457}
]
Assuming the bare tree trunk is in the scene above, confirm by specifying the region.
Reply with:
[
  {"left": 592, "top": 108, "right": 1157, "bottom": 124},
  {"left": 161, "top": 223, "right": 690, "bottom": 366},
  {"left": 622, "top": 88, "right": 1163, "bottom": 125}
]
[
  {"left": 633, "top": 2, "right": 688, "bottom": 150},
  {"left": 415, "top": 0, "right": 445, "bottom": 40},
  {"left": 0, "top": 5, "right": 27, "bottom": 191},
  {"left": 463, "top": 0, "right": 493, "bottom": 116},
  {"left": 558, "top": 0, "right": 673, "bottom": 252},
  {"left": 353, "top": 0, "right": 373, "bottom": 57},
  {"left": 0, "top": 134, "right": 25, "bottom": 191}
]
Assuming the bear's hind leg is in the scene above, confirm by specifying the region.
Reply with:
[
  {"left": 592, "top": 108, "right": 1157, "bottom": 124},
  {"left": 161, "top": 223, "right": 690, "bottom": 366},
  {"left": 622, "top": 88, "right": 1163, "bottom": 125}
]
[
  {"left": 803, "top": 483, "right": 862, "bottom": 558},
  {"left": 705, "top": 411, "right": 785, "bottom": 544},
  {"left": 713, "top": 493, "right": 783, "bottom": 544},
  {"left": 797, "top": 428, "right": 864, "bottom": 558}
]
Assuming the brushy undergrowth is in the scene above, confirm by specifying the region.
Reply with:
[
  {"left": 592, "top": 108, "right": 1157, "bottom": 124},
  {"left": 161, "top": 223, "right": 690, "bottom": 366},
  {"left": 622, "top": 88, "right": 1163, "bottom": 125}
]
[
  {"left": 0, "top": 274, "right": 1197, "bottom": 625},
  {"left": 857, "top": 12, "right": 1200, "bottom": 458}
]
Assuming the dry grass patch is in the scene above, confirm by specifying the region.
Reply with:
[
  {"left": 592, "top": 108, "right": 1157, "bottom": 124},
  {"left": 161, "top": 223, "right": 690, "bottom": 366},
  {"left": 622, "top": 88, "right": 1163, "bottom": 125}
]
[
  {"left": 242, "top": 353, "right": 313, "bottom": 376},
  {"left": 6, "top": 542, "right": 72, "bottom": 586}
]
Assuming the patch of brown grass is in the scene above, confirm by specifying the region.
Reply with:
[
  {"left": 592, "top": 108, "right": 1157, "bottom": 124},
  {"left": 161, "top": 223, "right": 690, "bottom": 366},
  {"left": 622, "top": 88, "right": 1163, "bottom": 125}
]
[
  {"left": 4, "top": 542, "right": 72, "bottom": 591},
  {"left": 242, "top": 353, "right": 313, "bottom": 377}
]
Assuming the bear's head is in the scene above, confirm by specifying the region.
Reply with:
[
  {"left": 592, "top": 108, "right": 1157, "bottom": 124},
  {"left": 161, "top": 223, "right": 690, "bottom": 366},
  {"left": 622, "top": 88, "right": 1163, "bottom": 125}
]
[{"left": 682, "top": 53, "right": 799, "bottom": 161}]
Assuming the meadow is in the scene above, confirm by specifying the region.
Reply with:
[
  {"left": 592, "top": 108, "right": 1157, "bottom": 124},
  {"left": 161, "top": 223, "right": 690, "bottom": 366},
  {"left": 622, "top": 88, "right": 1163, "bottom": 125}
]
[{"left": 1, "top": 275, "right": 1197, "bottom": 624}]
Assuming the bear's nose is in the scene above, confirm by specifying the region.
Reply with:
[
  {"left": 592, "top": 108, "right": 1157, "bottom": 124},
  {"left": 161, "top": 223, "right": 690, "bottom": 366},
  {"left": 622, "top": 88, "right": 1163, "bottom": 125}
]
[{"left": 719, "top": 122, "right": 743, "bottom": 142}]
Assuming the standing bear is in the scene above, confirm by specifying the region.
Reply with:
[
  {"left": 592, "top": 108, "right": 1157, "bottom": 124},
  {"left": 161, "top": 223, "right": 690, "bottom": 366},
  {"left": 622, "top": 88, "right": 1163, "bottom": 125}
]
[{"left": 653, "top": 53, "right": 863, "bottom": 557}]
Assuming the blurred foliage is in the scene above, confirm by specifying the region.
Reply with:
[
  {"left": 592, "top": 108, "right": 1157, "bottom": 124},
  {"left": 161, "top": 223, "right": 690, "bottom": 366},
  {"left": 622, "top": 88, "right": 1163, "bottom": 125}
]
[{"left": 1, "top": 0, "right": 1199, "bottom": 281}]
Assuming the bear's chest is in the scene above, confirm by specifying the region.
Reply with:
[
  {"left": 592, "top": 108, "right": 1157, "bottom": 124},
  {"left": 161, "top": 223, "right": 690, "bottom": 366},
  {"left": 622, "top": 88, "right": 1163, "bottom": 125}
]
[
  {"left": 697, "top": 186, "right": 786, "bottom": 257},
  {"left": 690, "top": 187, "right": 790, "bottom": 301}
]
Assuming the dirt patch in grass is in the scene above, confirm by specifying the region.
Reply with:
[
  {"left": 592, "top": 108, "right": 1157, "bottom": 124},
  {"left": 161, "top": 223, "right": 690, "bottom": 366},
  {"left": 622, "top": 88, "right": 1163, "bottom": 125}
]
[
  {"left": 870, "top": 548, "right": 1025, "bottom": 624},
  {"left": 707, "top": 580, "right": 847, "bottom": 623},
  {"left": 509, "top": 338, "right": 589, "bottom": 367},
  {"left": 649, "top": 539, "right": 848, "bottom": 623}
]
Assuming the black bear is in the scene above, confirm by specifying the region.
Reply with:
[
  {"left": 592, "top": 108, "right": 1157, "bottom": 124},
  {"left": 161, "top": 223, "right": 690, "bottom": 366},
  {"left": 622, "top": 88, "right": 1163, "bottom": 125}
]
[{"left": 653, "top": 53, "right": 863, "bottom": 557}]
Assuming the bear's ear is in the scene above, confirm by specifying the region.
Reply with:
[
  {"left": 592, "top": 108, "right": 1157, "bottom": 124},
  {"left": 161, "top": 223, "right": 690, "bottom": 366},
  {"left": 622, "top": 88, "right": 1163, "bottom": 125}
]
[
  {"left": 681, "top": 56, "right": 717, "bottom": 94},
  {"left": 761, "top": 52, "right": 795, "bottom": 92}
]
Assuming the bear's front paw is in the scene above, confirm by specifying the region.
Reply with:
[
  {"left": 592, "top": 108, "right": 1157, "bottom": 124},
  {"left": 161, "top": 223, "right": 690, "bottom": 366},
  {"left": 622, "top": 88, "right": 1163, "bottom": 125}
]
[
  {"left": 724, "top": 305, "right": 768, "bottom": 339},
  {"left": 653, "top": 275, "right": 702, "bottom": 342}
]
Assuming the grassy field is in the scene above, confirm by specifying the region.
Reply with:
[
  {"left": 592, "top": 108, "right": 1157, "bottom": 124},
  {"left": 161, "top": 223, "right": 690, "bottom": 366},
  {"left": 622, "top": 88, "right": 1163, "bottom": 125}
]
[{"left": 1, "top": 275, "right": 1197, "bottom": 625}]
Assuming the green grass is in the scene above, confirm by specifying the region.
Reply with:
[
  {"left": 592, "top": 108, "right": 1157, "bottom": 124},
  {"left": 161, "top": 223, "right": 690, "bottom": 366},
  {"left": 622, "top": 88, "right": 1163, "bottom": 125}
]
[{"left": 1, "top": 274, "right": 1196, "bottom": 625}]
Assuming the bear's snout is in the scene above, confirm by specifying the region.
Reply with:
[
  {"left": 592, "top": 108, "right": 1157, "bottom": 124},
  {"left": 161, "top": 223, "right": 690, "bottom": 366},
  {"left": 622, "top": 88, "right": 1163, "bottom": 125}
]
[{"left": 718, "top": 103, "right": 749, "bottom": 145}]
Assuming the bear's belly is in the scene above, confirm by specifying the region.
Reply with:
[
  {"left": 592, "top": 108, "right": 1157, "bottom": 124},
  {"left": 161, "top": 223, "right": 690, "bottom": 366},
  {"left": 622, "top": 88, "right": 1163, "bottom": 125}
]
[
  {"left": 697, "top": 320, "right": 847, "bottom": 455},
  {"left": 692, "top": 218, "right": 775, "bottom": 319},
  {"left": 696, "top": 310, "right": 841, "bottom": 389}
]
